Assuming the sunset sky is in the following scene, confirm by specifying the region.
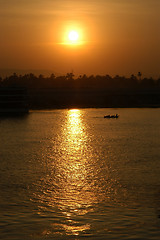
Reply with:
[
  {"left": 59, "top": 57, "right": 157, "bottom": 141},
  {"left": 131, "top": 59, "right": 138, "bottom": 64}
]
[{"left": 0, "top": 0, "right": 160, "bottom": 78}]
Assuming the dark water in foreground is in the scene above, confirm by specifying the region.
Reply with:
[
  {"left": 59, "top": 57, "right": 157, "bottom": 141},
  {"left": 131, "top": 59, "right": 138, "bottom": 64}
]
[{"left": 0, "top": 108, "right": 160, "bottom": 240}]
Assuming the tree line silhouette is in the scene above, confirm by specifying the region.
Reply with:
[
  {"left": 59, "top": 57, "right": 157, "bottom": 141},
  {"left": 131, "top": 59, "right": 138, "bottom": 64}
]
[
  {"left": 0, "top": 72, "right": 160, "bottom": 89},
  {"left": 0, "top": 72, "right": 160, "bottom": 108}
]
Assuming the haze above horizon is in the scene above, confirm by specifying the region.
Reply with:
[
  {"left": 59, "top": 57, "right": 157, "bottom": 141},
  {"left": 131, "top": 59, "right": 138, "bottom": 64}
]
[{"left": 0, "top": 0, "right": 160, "bottom": 78}]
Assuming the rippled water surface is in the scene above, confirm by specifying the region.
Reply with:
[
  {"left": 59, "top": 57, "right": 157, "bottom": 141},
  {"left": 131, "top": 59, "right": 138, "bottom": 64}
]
[{"left": 0, "top": 108, "right": 160, "bottom": 239}]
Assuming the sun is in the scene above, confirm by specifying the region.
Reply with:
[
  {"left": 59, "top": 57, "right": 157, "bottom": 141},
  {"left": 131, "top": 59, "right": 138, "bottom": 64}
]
[
  {"left": 68, "top": 30, "right": 79, "bottom": 42},
  {"left": 61, "top": 24, "right": 84, "bottom": 46}
]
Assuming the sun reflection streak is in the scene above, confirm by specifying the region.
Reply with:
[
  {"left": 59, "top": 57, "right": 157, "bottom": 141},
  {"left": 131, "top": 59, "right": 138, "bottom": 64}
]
[
  {"left": 66, "top": 109, "right": 87, "bottom": 152},
  {"left": 47, "top": 109, "right": 96, "bottom": 235},
  {"left": 67, "top": 109, "right": 83, "bottom": 136}
]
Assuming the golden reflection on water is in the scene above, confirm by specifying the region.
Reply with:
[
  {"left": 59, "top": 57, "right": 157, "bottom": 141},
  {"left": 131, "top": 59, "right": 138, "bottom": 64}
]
[
  {"left": 54, "top": 109, "right": 94, "bottom": 235},
  {"left": 65, "top": 109, "right": 86, "bottom": 152},
  {"left": 38, "top": 109, "right": 97, "bottom": 236}
]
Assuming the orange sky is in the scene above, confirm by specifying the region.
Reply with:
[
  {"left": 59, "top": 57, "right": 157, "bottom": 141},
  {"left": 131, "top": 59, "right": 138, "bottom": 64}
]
[{"left": 0, "top": 0, "right": 160, "bottom": 78}]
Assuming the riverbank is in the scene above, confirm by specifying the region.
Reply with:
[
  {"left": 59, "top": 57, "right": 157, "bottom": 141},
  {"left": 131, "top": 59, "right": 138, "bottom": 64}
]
[{"left": 28, "top": 88, "right": 160, "bottom": 109}]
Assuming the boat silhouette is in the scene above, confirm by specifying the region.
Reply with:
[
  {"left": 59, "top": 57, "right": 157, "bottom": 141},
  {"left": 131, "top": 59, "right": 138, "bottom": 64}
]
[{"left": 104, "top": 114, "right": 119, "bottom": 118}]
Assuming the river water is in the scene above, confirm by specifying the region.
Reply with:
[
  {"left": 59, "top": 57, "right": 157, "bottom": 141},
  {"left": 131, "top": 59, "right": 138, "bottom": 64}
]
[{"left": 0, "top": 108, "right": 160, "bottom": 240}]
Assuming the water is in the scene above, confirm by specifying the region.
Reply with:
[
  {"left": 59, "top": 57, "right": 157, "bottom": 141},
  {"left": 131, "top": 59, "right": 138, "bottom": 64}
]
[{"left": 0, "top": 108, "right": 160, "bottom": 240}]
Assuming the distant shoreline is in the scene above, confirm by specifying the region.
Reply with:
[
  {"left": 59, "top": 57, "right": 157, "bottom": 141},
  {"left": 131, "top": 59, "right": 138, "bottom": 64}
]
[
  {"left": 29, "top": 104, "right": 160, "bottom": 111},
  {"left": 1, "top": 73, "right": 160, "bottom": 110},
  {"left": 27, "top": 88, "right": 160, "bottom": 110}
]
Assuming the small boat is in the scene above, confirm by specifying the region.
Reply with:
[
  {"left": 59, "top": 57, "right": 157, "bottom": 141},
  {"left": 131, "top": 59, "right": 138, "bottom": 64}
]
[{"left": 104, "top": 114, "right": 119, "bottom": 118}]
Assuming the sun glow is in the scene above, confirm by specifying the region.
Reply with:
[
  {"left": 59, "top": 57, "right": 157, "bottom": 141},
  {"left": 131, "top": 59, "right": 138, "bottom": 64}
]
[
  {"left": 61, "top": 25, "right": 84, "bottom": 46},
  {"left": 66, "top": 29, "right": 81, "bottom": 45},
  {"left": 68, "top": 31, "right": 79, "bottom": 42}
]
